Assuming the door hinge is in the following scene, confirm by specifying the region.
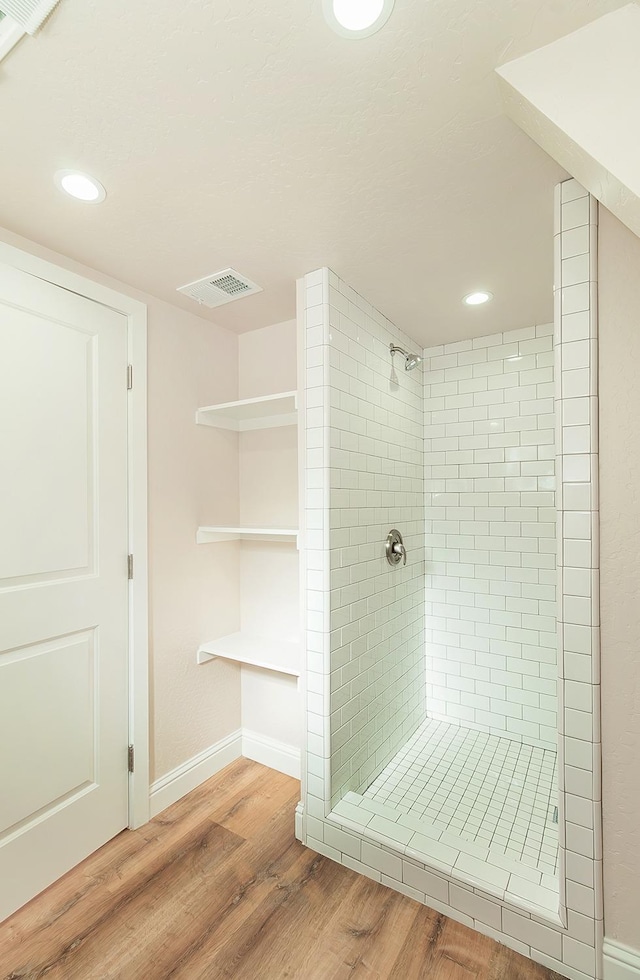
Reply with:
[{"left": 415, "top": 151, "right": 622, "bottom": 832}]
[
  {"left": 128, "top": 745, "right": 135, "bottom": 773},
  {"left": 127, "top": 364, "right": 133, "bottom": 390},
  {"left": 127, "top": 554, "right": 134, "bottom": 579}
]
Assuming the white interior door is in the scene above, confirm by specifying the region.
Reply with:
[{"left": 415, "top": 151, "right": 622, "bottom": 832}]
[{"left": 0, "top": 262, "right": 129, "bottom": 922}]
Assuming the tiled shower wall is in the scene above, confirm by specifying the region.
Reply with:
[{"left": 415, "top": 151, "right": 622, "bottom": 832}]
[
  {"left": 302, "top": 268, "right": 425, "bottom": 808},
  {"left": 424, "top": 328, "right": 557, "bottom": 750}
]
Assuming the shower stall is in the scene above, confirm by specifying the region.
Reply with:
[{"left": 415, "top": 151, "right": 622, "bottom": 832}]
[{"left": 297, "top": 179, "right": 602, "bottom": 980}]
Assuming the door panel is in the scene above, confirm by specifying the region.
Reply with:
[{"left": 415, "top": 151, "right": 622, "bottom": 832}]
[
  {"left": 0, "top": 312, "right": 95, "bottom": 583},
  {"left": 0, "top": 263, "right": 129, "bottom": 921},
  {"left": 0, "top": 630, "right": 96, "bottom": 836}
]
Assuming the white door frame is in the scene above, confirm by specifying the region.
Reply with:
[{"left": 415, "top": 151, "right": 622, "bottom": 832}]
[{"left": 0, "top": 240, "right": 150, "bottom": 830}]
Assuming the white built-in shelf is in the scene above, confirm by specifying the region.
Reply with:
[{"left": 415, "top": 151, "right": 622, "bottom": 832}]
[
  {"left": 197, "top": 632, "right": 301, "bottom": 676},
  {"left": 196, "top": 525, "right": 299, "bottom": 544},
  {"left": 196, "top": 391, "right": 297, "bottom": 431}
]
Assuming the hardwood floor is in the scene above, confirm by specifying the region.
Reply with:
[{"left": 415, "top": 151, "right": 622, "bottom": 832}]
[{"left": 0, "top": 759, "right": 563, "bottom": 980}]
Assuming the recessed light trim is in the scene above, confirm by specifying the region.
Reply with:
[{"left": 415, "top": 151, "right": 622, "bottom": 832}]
[
  {"left": 323, "top": 0, "right": 394, "bottom": 38},
  {"left": 463, "top": 290, "right": 493, "bottom": 306},
  {"left": 54, "top": 170, "right": 107, "bottom": 204}
]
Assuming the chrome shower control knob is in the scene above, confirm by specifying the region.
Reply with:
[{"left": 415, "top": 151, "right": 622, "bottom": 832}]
[{"left": 385, "top": 529, "right": 407, "bottom": 567}]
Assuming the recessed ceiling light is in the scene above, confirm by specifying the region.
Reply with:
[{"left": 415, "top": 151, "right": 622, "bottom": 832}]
[
  {"left": 323, "top": 0, "right": 394, "bottom": 38},
  {"left": 54, "top": 170, "right": 107, "bottom": 204},
  {"left": 463, "top": 290, "right": 493, "bottom": 306}
]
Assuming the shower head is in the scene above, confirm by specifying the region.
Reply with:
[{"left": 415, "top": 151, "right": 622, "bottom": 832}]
[
  {"left": 390, "top": 344, "right": 422, "bottom": 372},
  {"left": 405, "top": 353, "right": 422, "bottom": 371}
]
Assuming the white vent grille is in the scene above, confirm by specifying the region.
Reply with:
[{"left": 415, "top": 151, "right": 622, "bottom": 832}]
[
  {"left": 0, "top": 0, "right": 61, "bottom": 34},
  {"left": 177, "top": 269, "right": 263, "bottom": 309},
  {"left": 0, "top": 11, "right": 24, "bottom": 59}
]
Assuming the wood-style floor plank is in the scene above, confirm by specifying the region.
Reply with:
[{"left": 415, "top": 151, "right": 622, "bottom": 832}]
[
  {"left": 313, "top": 877, "right": 427, "bottom": 980},
  {"left": 3, "top": 803, "right": 232, "bottom": 962},
  {"left": 386, "top": 906, "right": 447, "bottom": 980},
  {"left": 135, "top": 802, "right": 314, "bottom": 979},
  {"left": 207, "top": 763, "right": 299, "bottom": 839},
  {"left": 0, "top": 759, "right": 563, "bottom": 980},
  {"left": 53, "top": 821, "right": 246, "bottom": 980}
]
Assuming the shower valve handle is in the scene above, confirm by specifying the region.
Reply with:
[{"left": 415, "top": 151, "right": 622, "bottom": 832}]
[
  {"left": 386, "top": 529, "right": 407, "bottom": 567},
  {"left": 393, "top": 542, "right": 407, "bottom": 565}
]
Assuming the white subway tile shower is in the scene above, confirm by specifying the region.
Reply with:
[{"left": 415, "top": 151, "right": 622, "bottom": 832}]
[
  {"left": 303, "top": 268, "right": 425, "bottom": 808},
  {"left": 424, "top": 325, "right": 557, "bottom": 751},
  {"left": 300, "top": 176, "right": 602, "bottom": 978}
]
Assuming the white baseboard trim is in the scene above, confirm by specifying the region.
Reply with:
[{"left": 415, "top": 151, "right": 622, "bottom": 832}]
[
  {"left": 149, "top": 729, "right": 242, "bottom": 817},
  {"left": 242, "top": 729, "right": 301, "bottom": 779},
  {"left": 604, "top": 939, "right": 640, "bottom": 980},
  {"left": 149, "top": 728, "right": 301, "bottom": 817}
]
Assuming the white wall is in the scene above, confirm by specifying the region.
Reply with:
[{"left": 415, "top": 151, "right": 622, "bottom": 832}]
[
  {"left": 148, "top": 304, "right": 242, "bottom": 779},
  {"left": 238, "top": 318, "right": 297, "bottom": 400},
  {"left": 238, "top": 319, "right": 302, "bottom": 758},
  {"left": 0, "top": 223, "right": 243, "bottom": 785},
  {"left": 599, "top": 206, "right": 640, "bottom": 954},
  {"left": 423, "top": 326, "right": 557, "bottom": 750},
  {"left": 497, "top": 4, "right": 640, "bottom": 244}
]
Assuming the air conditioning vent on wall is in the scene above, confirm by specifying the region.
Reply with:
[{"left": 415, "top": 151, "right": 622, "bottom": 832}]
[{"left": 177, "top": 269, "right": 263, "bottom": 309}]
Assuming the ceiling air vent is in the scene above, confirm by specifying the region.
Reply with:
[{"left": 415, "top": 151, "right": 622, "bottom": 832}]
[
  {"left": 177, "top": 269, "right": 263, "bottom": 309},
  {"left": 1, "top": 0, "right": 61, "bottom": 33},
  {"left": 0, "top": 0, "right": 62, "bottom": 62}
]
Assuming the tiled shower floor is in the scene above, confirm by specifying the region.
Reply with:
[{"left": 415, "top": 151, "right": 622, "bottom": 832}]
[
  {"left": 364, "top": 719, "right": 558, "bottom": 876},
  {"left": 330, "top": 718, "right": 560, "bottom": 914}
]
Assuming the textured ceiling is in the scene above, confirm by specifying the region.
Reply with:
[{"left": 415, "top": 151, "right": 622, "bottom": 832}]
[{"left": 0, "top": 0, "right": 627, "bottom": 346}]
